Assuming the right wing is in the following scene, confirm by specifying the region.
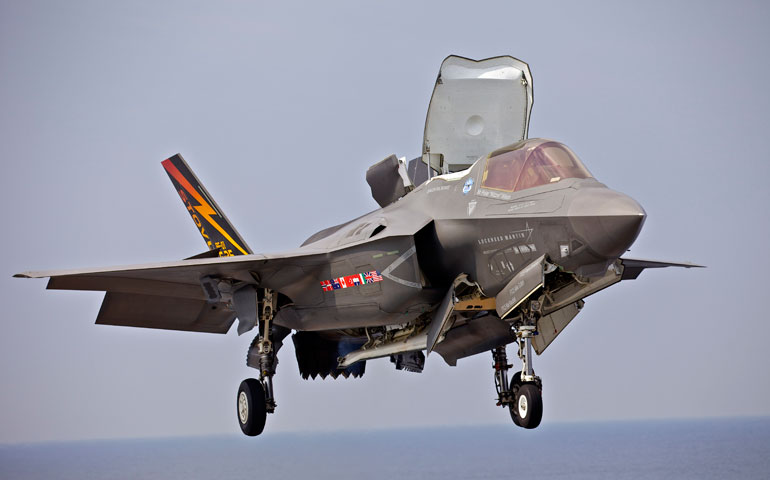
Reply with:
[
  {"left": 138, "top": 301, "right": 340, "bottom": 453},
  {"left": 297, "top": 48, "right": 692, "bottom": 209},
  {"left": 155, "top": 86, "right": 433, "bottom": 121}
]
[{"left": 620, "top": 257, "right": 705, "bottom": 280}]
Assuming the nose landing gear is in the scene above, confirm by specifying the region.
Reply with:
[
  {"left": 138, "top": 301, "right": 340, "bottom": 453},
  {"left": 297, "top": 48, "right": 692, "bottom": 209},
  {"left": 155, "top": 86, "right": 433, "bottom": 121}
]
[
  {"left": 492, "top": 324, "right": 543, "bottom": 429},
  {"left": 514, "top": 383, "right": 543, "bottom": 429}
]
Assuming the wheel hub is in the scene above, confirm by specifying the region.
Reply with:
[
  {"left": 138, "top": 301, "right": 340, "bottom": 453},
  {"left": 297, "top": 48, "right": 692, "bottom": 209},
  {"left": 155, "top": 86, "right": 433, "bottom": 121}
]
[
  {"left": 518, "top": 394, "right": 528, "bottom": 419},
  {"left": 238, "top": 391, "right": 249, "bottom": 424}
]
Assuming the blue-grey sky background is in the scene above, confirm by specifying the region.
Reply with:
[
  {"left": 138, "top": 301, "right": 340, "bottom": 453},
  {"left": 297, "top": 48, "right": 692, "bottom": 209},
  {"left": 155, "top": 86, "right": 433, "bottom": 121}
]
[{"left": 2, "top": 0, "right": 768, "bottom": 443}]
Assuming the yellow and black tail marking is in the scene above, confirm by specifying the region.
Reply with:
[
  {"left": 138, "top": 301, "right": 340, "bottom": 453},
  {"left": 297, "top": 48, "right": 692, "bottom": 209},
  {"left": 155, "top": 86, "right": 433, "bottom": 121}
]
[{"left": 162, "top": 154, "right": 252, "bottom": 257}]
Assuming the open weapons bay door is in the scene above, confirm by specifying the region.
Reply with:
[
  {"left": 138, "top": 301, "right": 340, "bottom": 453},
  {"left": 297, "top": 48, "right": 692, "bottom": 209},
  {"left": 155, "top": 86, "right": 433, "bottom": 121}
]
[{"left": 423, "top": 55, "right": 534, "bottom": 174}]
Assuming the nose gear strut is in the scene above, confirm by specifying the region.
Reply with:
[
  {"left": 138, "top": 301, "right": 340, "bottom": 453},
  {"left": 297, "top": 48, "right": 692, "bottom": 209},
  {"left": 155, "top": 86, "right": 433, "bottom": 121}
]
[
  {"left": 492, "top": 346, "right": 514, "bottom": 407},
  {"left": 517, "top": 325, "right": 538, "bottom": 383},
  {"left": 492, "top": 304, "right": 544, "bottom": 429}
]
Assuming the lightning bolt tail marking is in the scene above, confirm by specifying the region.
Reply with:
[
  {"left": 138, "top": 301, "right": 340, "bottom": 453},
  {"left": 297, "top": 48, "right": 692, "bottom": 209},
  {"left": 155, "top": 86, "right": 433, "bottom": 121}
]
[{"left": 162, "top": 158, "right": 250, "bottom": 256}]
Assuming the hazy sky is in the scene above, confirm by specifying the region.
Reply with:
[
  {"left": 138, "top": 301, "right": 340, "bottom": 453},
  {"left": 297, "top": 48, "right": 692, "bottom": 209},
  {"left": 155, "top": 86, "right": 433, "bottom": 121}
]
[{"left": 2, "top": 0, "right": 768, "bottom": 443}]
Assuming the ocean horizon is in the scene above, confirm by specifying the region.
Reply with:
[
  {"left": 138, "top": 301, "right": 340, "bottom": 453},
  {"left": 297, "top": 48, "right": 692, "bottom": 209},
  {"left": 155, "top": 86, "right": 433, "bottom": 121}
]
[{"left": 2, "top": 417, "right": 768, "bottom": 479}]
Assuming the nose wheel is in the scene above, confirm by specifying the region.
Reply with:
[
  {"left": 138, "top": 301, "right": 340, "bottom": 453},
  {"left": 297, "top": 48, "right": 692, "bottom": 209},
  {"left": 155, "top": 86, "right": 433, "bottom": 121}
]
[
  {"left": 493, "top": 324, "right": 543, "bottom": 430},
  {"left": 513, "top": 383, "right": 542, "bottom": 429}
]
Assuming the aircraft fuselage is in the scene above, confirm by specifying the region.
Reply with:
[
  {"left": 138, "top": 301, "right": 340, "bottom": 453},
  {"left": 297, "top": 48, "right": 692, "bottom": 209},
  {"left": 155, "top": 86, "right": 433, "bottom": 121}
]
[{"left": 279, "top": 138, "right": 646, "bottom": 334}]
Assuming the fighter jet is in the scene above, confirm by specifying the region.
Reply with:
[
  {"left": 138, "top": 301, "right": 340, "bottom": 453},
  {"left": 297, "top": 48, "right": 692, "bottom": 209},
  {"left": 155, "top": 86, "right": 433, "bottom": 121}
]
[{"left": 15, "top": 55, "right": 701, "bottom": 436}]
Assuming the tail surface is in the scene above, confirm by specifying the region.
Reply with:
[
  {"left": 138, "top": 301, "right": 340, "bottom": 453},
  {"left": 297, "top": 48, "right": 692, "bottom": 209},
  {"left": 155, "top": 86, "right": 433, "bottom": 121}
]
[{"left": 162, "top": 154, "right": 252, "bottom": 257}]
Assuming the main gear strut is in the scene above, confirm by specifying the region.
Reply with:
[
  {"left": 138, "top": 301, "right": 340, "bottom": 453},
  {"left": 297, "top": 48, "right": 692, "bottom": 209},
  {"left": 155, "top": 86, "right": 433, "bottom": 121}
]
[
  {"left": 254, "top": 288, "right": 277, "bottom": 413},
  {"left": 492, "top": 346, "right": 514, "bottom": 407},
  {"left": 239, "top": 288, "right": 281, "bottom": 436}
]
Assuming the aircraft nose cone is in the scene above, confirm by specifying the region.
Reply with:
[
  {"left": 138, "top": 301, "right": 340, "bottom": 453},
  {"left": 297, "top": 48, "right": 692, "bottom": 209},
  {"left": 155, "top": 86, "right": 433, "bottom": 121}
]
[{"left": 568, "top": 188, "right": 646, "bottom": 259}]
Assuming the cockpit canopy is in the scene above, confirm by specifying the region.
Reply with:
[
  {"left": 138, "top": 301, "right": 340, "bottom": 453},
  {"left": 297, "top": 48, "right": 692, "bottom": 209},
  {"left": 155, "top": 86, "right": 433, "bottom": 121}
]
[{"left": 481, "top": 138, "right": 592, "bottom": 193}]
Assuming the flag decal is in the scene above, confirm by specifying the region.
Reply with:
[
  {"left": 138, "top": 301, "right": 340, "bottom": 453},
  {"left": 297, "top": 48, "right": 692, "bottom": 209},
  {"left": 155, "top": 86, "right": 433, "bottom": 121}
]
[{"left": 321, "top": 271, "right": 383, "bottom": 291}]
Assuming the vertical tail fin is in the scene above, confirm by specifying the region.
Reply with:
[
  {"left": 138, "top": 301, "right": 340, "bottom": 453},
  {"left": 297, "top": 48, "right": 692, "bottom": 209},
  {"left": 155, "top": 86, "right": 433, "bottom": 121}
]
[{"left": 162, "top": 154, "right": 253, "bottom": 257}]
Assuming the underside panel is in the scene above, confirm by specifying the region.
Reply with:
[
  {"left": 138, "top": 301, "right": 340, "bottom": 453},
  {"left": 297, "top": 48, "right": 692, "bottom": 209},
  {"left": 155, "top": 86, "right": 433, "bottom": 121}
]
[
  {"left": 292, "top": 332, "right": 366, "bottom": 379},
  {"left": 434, "top": 315, "right": 515, "bottom": 366},
  {"left": 276, "top": 303, "right": 433, "bottom": 331}
]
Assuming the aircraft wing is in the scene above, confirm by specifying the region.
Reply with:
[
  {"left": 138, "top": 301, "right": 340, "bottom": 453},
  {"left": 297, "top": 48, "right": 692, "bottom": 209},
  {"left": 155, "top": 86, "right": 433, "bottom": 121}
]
[
  {"left": 14, "top": 248, "right": 325, "bottom": 334},
  {"left": 620, "top": 257, "right": 705, "bottom": 280}
]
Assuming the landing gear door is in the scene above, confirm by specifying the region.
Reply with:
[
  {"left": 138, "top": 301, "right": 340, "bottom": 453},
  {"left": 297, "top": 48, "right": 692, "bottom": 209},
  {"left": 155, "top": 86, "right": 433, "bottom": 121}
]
[
  {"left": 423, "top": 55, "right": 534, "bottom": 174},
  {"left": 532, "top": 301, "right": 582, "bottom": 355},
  {"left": 495, "top": 255, "right": 545, "bottom": 320}
]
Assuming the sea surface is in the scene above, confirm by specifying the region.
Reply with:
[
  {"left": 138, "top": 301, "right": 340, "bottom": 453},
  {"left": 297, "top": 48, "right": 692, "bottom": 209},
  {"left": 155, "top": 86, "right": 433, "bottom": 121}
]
[{"left": 1, "top": 418, "right": 768, "bottom": 479}]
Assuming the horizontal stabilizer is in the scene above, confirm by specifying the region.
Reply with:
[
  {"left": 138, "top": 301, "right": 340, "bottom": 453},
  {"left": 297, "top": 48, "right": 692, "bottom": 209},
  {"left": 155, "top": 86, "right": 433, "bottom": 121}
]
[
  {"left": 96, "top": 292, "right": 235, "bottom": 333},
  {"left": 620, "top": 257, "right": 705, "bottom": 280}
]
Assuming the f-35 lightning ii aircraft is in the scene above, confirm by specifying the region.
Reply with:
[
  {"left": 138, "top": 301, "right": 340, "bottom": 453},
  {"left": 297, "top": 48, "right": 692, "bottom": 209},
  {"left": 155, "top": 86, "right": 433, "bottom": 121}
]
[{"left": 15, "top": 56, "right": 701, "bottom": 436}]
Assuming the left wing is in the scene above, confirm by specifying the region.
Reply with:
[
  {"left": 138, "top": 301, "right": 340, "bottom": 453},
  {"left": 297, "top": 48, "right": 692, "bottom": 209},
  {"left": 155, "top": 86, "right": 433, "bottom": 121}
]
[
  {"left": 14, "top": 152, "right": 324, "bottom": 334},
  {"left": 15, "top": 249, "right": 324, "bottom": 334}
]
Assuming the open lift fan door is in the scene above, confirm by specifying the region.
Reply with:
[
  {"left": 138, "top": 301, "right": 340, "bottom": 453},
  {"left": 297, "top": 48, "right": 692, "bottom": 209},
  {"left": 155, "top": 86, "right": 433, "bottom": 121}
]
[{"left": 423, "top": 55, "right": 533, "bottom": 173}]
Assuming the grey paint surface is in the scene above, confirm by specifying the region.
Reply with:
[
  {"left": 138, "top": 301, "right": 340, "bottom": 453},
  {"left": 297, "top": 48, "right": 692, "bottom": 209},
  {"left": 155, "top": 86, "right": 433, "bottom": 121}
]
[{"left": 2, "top": 0, "right": 769, "bottom": 443}]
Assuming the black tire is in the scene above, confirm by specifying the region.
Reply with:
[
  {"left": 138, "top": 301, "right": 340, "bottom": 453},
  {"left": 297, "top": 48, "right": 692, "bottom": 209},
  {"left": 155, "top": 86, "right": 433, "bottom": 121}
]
[
  {"left": 514, "top": 383, "right": 543, "bottom": 429},
  {"left": 237, "top": 379, "right": 267, "bottom": 436},
  {"left": 509, "top": 371, "right": 523, "bottom": 426}
]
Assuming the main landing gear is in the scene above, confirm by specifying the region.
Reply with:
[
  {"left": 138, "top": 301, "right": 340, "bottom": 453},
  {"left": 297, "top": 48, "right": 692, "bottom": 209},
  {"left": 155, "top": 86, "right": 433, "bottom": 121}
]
[
  {"left": 493, "top": 324, "right": 543, "bottom": 429},
  {"left": 237, "top": 289, "right": 280, "bottom": 437}
]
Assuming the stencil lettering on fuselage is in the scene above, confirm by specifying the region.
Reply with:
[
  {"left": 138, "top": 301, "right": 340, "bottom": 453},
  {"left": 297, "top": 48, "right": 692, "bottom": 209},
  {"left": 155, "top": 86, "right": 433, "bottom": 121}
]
[{"left": 477, "top": 223, "right": 533, "bottom": 247}]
